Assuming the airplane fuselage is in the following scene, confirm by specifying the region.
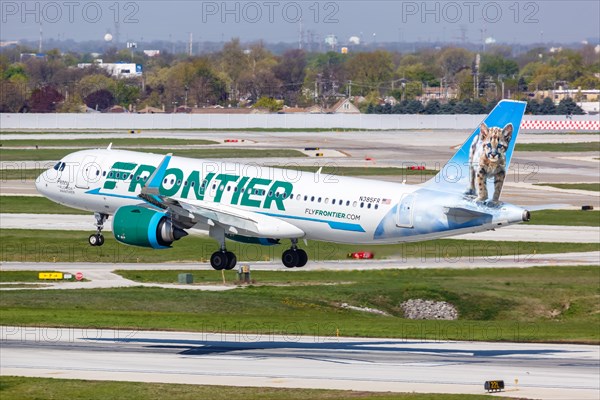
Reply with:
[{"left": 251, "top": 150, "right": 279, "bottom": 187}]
[{"left": 37, "top": 148, "right": 528, "bottom": 245}]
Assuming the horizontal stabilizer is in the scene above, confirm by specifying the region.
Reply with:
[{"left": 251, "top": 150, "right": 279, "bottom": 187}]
[{"left": 444, "top": 207, "right": 490, "bottom": 224}]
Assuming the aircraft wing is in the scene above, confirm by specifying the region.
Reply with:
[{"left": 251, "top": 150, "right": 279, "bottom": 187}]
[{"left": 139, "top": 154, "right": 305, "bottom": 239}]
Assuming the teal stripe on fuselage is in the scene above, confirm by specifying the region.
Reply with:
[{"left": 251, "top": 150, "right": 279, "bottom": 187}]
[{"left": 259, "top": 211, "right": 365, "bottom": 232}]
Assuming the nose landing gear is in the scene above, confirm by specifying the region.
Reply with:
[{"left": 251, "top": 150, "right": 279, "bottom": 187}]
[{"left": 89, "top": 212, "right": 108, "bottom": 246}]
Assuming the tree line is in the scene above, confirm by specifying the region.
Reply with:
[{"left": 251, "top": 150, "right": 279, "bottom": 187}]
[
  {"left": 366, "top": 97, "right": 585, "bottom": 115},
  {"left": 0, "top": 39, "right": 597, "bottom": 113}
]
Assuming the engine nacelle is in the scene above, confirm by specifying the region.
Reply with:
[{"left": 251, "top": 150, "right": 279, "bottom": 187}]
[{"left": 112, "top": 205, "right": 187, "bottom": 249}]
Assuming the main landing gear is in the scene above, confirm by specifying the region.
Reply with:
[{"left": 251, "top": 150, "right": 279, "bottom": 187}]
[
  {"left": 88, "top": 212, "right": 108, "bottom": 246},
  {"left": 282, "top": 239, "right": 308, "bottom": 268},
  {"left": 210, "top": 250, "right": 237, "bottom": 271},
  {"left": 209, "top": 225, "right": 237, "bottom": 271}
]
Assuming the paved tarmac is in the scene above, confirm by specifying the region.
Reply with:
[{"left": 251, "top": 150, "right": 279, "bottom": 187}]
[{"left": 1, "top": 327, "right": 598, "bottom": 399}]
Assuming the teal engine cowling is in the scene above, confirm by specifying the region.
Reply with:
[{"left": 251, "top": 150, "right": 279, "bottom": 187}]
[{"left": 113, "top": 205, "right": 188, "bottom": 249}]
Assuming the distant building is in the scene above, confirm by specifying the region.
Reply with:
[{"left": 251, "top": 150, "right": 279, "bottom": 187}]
[
  {"left": 137, "top": 105, "right": 165, "bottom": 114},
  {"left": 280, "top": 105, "right": 325, "bottom": 114},
  {"left": 535, "top": 89, "right": 600, "bottom": 103},
  {"left": 418, "top": 86, "right": 458, "bottom": 102},
  {"left": 190, "top": 107, "right": 268, "bottom": 114},
  {"left": 20, "top": 53, "right": 46, "bottom": 61},
  {"left": 326, "top": 98, "right": 360, "bottom": 114},
  {"left": 106, "top": 105, "right": 127, "bottom": 113},
  {"left": 77, "top": 60, "right": 142, "bottom": 78}
]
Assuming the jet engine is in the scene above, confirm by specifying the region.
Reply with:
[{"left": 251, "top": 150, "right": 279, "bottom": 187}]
[{"left": 113, "top": 205, "right": 187, "bottom": 249}]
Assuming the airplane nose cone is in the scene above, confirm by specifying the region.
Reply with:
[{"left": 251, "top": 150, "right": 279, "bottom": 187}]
[{"left": 35, "top": 170, "right": 50, "bottom": 196}]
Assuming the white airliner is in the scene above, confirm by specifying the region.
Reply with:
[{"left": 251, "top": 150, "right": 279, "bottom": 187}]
[{"left": 36, "top": 100, "right": 530, "bottom": 270}]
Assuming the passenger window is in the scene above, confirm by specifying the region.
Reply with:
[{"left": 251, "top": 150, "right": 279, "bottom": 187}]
[
  {"left": 374, "top": 204, "right": 379, "bottom": 210},
  {"left": 367, "top": 203, "right": 371, "bottom": 209},
  {"left": 346, "top": 200, "right": 350, "bottom": 206},
  {"left": 325, "top": 198, "right": 329, "bottom": 204},
  {"left": 353, "top": 201, "right": 357, "bottom": 207}
]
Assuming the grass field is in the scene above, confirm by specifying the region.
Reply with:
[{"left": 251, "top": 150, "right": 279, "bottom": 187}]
[
  {"left": 0, "top": 168, "right": 46, "bottom": 181},
  {"left": 1, "top": 138, "right": 217, "bottom": 147},
  {"left": 516, "top": 142, "right": 600, "bottom": 152},
  {"left": 1, "top": 229, "right": 597, "bottom": 263},
  {"left": 0, "top": 196, "right": 88, "bottom": 214},
  {"left": 534, "top": 183, "right": 600, "bottom": 192},
  {"left": 0, "top": 377, "right": 500, "bottom": 400},
  {"left": 0, "top": 148, "right": 307, "bottom": 162},
  {"left": 0, "top": 270, "right": 59, "bottom": 282},
  {"left": 527, "top": 210, "right": 600, "bottom": 227},
  {"left": 0, "top": 266, "right": 598, "bottom": 342}
]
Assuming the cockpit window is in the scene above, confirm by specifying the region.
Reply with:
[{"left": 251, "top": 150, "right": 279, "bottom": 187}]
[
  {"left": 58, "top": 162, "right": 66, "bottom": 171},
  {"left": 53, "top": 162, "right": 61, "bottom": 170}
]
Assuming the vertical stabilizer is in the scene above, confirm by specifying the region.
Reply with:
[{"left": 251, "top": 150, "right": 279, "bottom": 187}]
[{"left": 425, "top": 100, "right": 526, "bottom": 203}]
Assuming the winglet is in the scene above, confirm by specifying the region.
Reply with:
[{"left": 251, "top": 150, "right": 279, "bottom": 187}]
[{"left": 142, "top": 153, "right": 172, "bottom": 195}]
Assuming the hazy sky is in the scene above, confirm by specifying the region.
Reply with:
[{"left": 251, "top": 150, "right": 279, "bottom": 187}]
[{"left": 2, "top": 1, "right": 599, "bottom": 45}]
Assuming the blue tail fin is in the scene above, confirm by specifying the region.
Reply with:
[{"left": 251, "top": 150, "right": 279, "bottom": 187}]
[{"left": 424, "top": 100, "right": 526, "bottom": 203}]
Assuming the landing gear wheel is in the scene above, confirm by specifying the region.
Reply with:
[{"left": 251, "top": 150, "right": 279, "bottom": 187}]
[
  {"left": 90, "top": 213, "right": 108, "bottom": 247},
  {"left": 225, "top": 251, "right": 237, "bottom": 270},
  {"left": 89, "top": 234, "right": 104, "bottom": 246},
  {"left": 282, "top": 249, "right": 300, "bottom": 268},
  {"left": 210, "top": 251, "right": 229, "bottom": 271},
  {"left": 296, "top": 249, "right": 308, "bottom": 267}
]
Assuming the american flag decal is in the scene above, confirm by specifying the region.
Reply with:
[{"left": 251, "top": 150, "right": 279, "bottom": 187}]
[{"left": 382, "top": 198, "right": 391, "bottom": 205}]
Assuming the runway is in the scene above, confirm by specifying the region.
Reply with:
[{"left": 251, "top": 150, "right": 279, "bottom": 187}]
[{"left": 1, "top": 326, "right": 598, "bottom": 399}]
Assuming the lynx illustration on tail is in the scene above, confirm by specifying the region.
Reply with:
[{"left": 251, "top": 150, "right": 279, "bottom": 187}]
[{"left": 467, "top": 122, "right": 513, "bottom": 203}]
